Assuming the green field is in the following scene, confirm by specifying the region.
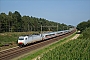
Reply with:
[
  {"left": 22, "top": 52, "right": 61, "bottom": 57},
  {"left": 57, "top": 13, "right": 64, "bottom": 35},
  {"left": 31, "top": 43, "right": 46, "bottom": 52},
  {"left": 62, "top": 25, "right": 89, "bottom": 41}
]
[{"left": 39, "top": 38, "right": 90, "bottom": 60}]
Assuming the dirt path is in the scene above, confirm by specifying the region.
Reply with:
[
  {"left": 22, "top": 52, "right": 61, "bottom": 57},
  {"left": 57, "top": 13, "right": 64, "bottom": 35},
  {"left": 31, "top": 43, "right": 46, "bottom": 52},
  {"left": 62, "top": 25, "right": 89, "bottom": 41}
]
[
  {"left": 70, "top": 34, "right": 80, "bottom": 40},
  {"left": 33, "top": 34, "right": 80, "bottom": 60}
]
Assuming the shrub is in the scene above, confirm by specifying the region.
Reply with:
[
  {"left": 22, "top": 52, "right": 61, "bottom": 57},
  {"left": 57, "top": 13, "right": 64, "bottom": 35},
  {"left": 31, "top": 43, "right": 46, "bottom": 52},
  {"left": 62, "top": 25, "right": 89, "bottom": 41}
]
[{"left": 82, "top": 27, "right": 90, "bottom": 39}]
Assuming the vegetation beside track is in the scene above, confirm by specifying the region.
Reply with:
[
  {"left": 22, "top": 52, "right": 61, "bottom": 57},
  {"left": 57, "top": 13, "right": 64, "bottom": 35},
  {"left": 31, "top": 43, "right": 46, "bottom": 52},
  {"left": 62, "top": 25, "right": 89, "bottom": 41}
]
[
  {"left": 39, "top": 38, "right": 90, "bottom": 60},
  {"left": 19, "top": 32, "right": 76, "bottom": 60},
  {"left": 36, "top": 27, "right": 90, "bottom": 60}
]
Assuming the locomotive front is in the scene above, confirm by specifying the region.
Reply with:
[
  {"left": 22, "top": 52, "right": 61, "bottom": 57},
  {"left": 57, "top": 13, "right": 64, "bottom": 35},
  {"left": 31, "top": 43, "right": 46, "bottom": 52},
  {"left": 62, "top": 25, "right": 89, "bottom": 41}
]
[{"left": 18, "top": 36, "right": 26, "bottom": 47}]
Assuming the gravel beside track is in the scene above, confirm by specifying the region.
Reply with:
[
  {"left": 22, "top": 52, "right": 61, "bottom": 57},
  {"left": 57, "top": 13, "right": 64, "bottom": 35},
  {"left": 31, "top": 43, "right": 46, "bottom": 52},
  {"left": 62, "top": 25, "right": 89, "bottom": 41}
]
[{"left": 0, "top": 30, "right": 76, "bottom": 60}]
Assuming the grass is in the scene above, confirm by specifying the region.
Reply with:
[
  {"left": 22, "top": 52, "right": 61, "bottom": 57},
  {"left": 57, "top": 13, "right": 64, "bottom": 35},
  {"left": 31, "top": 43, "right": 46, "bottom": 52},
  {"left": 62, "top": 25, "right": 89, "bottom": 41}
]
[
  {"left": 39, "top": 38, "right": 90, "bottom": 60},
  {"left": 18, "top": 32, "right": 76, "bottom": 60}
]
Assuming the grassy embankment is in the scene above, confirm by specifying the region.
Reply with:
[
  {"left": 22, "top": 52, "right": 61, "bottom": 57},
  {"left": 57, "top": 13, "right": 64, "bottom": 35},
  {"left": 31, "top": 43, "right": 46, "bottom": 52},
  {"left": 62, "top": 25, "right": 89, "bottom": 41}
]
[{"left": 19, "top": 31, "right": 76, "bottom": 60}]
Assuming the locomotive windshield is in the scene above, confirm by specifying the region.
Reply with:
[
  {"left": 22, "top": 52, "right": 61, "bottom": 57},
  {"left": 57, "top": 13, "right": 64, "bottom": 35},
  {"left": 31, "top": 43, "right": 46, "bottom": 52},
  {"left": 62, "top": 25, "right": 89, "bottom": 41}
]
[{"left": 19, "top": 38, "right": 24, "bottom": 40}]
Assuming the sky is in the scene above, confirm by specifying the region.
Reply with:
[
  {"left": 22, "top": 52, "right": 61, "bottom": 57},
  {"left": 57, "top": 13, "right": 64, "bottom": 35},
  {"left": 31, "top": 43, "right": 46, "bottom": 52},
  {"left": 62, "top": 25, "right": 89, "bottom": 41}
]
[{"left": 0, "top": 0, "right": 90, "bottom": 26}]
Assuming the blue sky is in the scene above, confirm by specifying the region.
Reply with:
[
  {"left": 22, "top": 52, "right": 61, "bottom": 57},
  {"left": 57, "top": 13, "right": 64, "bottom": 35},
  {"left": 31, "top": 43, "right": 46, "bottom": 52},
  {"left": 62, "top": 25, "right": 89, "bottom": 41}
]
[{"left": 0, "top": 0, "right": 90, "bottom": 26}]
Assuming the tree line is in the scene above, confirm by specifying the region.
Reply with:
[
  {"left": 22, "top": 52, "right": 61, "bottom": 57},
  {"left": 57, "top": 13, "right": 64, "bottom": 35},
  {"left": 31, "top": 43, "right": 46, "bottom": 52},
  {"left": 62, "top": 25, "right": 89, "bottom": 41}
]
[
  {"left": 0, "top": 11, "right": 73, "bottom": 33},
  {"left": 76, "top": 20, "right": 90, "bottom": 32}
]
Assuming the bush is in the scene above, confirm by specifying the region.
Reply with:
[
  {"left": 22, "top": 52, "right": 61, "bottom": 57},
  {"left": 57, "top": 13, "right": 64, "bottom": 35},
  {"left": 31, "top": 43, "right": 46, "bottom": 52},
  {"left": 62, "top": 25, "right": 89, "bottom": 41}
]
[
  {"left": 82, "top": 27, "right": 90, "bottom": 39},
  {"left": 0, "top": 43, "right": 3, "bottom": 47}
]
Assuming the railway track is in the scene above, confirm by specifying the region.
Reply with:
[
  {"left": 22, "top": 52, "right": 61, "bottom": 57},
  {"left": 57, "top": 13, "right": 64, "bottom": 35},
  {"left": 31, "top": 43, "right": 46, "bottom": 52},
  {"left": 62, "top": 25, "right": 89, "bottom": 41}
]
[{"left": 0, "top": 30, "right": 76, "bottom": 60}]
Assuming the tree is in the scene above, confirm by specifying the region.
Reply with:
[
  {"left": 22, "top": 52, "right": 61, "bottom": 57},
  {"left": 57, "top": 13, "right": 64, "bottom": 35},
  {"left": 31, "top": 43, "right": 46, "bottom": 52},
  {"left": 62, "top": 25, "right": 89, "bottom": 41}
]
[
  {"left": 77, "top": 20, "right": 90, "bottom": 32},
  {"left": 12, "top": 11, "right": 22, "bottom": 32},
  {"left": 8, "top": 11, "right": 13, "bottom": 32},
  {"left": 0, "top": 13, "right": 7, "bottom": 32}
]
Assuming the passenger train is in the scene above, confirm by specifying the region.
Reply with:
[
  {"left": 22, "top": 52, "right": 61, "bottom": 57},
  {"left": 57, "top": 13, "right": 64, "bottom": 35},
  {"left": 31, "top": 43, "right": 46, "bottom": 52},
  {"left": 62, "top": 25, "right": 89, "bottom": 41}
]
[{"left": 18, "top": 28, "right": 74, "bottom": 47}]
